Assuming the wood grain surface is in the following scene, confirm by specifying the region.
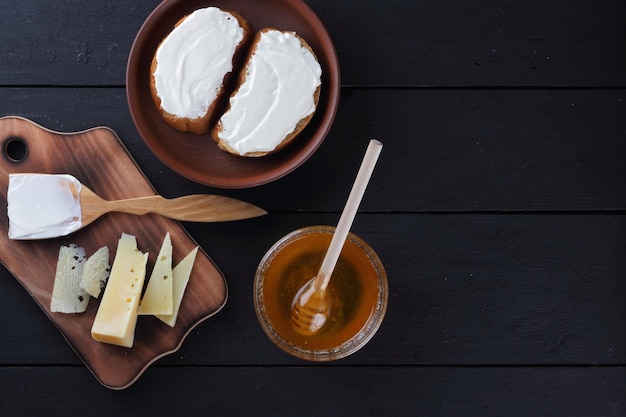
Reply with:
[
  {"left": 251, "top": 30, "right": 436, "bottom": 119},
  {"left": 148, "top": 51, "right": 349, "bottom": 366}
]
[
  {"left": 0, "top": 0, "right": 625, "bottom": 415},
  {"left": 0, "top": 1, "right": 623, "bottom": 87},
  {"left": 0, "top": 116, "right": 227, "bottom": 389}
]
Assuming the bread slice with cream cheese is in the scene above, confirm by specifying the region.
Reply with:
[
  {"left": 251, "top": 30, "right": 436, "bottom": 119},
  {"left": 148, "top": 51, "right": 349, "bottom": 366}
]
[
  {"left": 212, "top": 28, "right": 322, "bottom": 157},
  {"left": 150, "top": 7, "right": 252, "bottom": 134}
]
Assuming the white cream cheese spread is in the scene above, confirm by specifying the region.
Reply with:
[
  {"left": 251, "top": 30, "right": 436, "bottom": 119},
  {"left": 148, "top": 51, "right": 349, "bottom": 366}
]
[
  {"left": 153, "top": 7, "right": 245, "bottom": 119},
  {"left": 7, "top": 173, "right": 82, "bottom": 239},
  {"left": 217, "top": 30, "right": 322, "bottom": 156}
]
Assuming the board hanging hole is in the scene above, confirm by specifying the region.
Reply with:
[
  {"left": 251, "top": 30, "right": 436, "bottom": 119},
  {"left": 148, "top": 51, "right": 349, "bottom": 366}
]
[{"left": 3, "top": 137, "right": 28, "bottom": 163}]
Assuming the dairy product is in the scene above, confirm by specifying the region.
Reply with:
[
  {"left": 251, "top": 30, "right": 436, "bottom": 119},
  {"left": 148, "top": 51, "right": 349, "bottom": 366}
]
[
  {"left": 80, "top": 246, "right": 110, "bottom": 299},
  {"left": 216, "top": 29, "right": 322, "bottom": 156},
  {"left": 156, "top": 246, "right": 198, "bottom": 327},
  {"left": 138, "top": 232, "right": 173, "bottom": 315},
  {"left": 91, "top": 233, "right": 148, "bottom": 348},
  {"left": 7, "top": 173, "right": 82, "bottom": 239},
  {"left": 153, "top": 7, "right": 245, "bottom": 119},
  {"left": 50, "top": 244, "right": 89, "bottom": 313}
]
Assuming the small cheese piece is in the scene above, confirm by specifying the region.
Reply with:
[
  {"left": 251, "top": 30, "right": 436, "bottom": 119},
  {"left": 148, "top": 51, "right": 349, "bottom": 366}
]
[
  {"left": 79, "top": 246, "right": 110, "bottom": 298},
  {"left": 138, "top": 232, "right": 173, "bottom": 315},
  {"left": 91, "top": 233, "right": 148, "bottom": 348},
  {"left": 156, "top": 247, "right": 198, "bottom": 327},
  {"left": 51, "top": 244, "right": 89, "bottom": 313}
]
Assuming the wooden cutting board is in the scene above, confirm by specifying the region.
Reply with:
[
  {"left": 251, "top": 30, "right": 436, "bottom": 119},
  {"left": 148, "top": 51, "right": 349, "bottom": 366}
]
[{"left": 0, "top": 116, "right": 227, "bottom": 389}]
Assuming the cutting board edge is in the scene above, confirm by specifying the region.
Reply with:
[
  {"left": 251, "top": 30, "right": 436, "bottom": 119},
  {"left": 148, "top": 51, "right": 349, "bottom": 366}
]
[{"left": 0, "top": 115, "right": 230, "bottom": 389}]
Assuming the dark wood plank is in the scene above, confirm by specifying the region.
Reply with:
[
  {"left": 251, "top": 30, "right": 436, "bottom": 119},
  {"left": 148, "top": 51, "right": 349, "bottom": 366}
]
[
  {"left": 2, "top": 0, "right": 623, "bottom": 414},
  {"left": 1, "top": 87, "right": 625, "bottom": 211},
  {"left": 0, "top": 0, "right": 624, "bottom": 87},
  {"left": 1, "top": 366, "right": 624, "bottom": 416},
  {"left": 255, "top": 87, "right": 626, "bottom": 212},
  {"left": 0, "top": 0, "right": 159, "bottom": 86},
  {"left": 327, "top": 0, "right": 626, "bottom": 87},
  {"left": 2, "top": 214, "right": 625, "bottom": 366},
  {"left": 147, "top": 213, "right": 626, "bottom": 366}
]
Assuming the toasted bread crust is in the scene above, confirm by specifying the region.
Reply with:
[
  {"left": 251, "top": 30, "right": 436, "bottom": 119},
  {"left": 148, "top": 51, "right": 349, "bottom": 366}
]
[
  {"left": 150, "top": 10, "right": 252, "bottom": 135},
  {"left": 212, "top": 28, "right": 321, "bottom": 157}
]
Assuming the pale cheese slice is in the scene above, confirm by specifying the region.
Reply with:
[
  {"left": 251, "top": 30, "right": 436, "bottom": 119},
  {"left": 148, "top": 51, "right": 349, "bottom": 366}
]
[
  {"left": 138, "top": 232, "right": 173, "bottom": 315},
  {"left": 79, "top": 246, "right": 110, "bottom": 298},
  {"left": 91, "top": 233, "right": 148, "bottom": 348},
  {"left": 156, "top": 246, "right": 198, "bottom": 327},
  {"left": 51, "top": 244, "right": 89, "bottom": 313}
]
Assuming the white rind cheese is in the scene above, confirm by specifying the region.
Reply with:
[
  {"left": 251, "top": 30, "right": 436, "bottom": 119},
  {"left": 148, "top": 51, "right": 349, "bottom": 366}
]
[
  {"left": 7, "top": 173, "right": 83, "bottom": 239},
  {"left": 91, "top": 233, "right": 148, "bottom": 348},
  {"left": 138, "top": 232, "right": 173, "bottom": 315},
  {"left": 50, "top": 244, "right": 89, "bottom": 313},
  {"left": 79, "top": 246, "right": 110, "bottom": 298},
  {"left": 156, "top": 246, "right": 198, "bottom": 327}
]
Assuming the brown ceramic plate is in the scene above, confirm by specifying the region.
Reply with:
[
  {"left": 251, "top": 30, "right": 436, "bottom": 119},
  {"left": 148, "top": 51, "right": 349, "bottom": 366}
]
[{"left": 127, "top": 0, "right": 340, "bottom": 188}]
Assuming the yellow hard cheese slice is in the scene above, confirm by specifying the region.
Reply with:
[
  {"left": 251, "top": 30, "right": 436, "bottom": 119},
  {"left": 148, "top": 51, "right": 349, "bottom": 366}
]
[
  {"left": 91, "top": 233, "right": 148, "bottom": 348},
  {"left": 156, "top": 246, "right": 198, "bottom": 327},
  {"left": 138, "top": 232, "right": 173, "bottom": 315}
]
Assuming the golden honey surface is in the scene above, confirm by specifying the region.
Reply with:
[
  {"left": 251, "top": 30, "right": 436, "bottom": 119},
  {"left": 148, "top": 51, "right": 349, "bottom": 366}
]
[{"left": 260, "top": 231, "right": 382, "bottom": 352}]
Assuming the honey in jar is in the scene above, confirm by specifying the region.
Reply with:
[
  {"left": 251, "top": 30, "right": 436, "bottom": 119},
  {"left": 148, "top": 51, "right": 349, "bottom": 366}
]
[{"left": 254, "top": 226, "right": 388, "bottom": 361}]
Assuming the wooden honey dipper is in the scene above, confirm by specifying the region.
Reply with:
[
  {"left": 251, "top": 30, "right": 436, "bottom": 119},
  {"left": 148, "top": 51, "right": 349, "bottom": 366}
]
[{"left": 290, "top": 139, "right": 383, "bottom": 336}]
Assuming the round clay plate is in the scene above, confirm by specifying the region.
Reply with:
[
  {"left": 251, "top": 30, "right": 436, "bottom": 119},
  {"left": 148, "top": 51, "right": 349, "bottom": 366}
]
[{"left": 127, "top": 0, "right": 340, "bottom": 188}]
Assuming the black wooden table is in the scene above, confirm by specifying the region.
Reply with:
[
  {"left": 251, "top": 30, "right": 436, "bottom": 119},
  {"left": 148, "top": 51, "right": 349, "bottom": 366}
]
[{"left": 1, "top": 0, "right": 626, "bottom": 415}]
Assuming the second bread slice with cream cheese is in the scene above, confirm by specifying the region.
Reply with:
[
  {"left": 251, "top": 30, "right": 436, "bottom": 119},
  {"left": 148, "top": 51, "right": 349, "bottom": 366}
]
[{"left": 212, "top": 28, "right": 322, "bottom": 157}]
